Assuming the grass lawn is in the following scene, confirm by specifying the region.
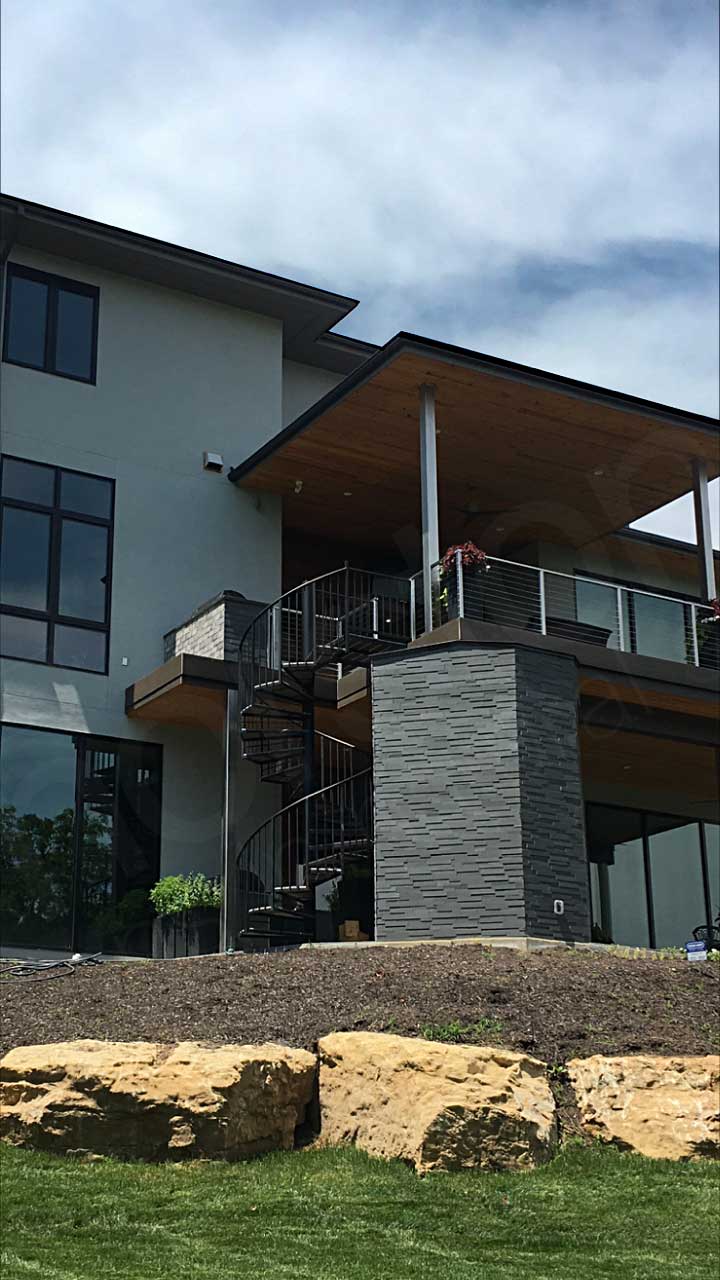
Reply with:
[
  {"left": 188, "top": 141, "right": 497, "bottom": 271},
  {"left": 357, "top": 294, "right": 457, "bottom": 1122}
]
[{"left": 1, "top": 1143, "right": 717, "bottom": 1280}]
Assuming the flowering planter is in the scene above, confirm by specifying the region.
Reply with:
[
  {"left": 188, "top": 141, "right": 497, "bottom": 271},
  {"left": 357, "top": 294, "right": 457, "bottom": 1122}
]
[{"left": 152, "top": 907, "right": 220, "bottom": 959}]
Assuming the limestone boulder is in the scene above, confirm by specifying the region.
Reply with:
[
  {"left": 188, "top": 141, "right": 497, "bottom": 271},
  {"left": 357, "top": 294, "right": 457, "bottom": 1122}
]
[
  {"left": 0, "top": 1039, "right": 317, "bottom": 1161},
  {"left": 318, "top": 1032, "right": 556, "bottom": 1173},
  {"left": 567, "top": 1054, "right": 720, "bottom": 1160}
]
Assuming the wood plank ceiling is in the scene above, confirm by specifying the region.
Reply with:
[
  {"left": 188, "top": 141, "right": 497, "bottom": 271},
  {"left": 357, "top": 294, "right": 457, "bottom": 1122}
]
[{"left": 238, "top": 349, "right": 720, "bottom": 560}]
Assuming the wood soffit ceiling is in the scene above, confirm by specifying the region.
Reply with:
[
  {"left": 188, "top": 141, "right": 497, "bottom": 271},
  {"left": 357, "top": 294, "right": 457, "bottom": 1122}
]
[{"left": 238, "top": 348, "right": 720, "bottom": 555}]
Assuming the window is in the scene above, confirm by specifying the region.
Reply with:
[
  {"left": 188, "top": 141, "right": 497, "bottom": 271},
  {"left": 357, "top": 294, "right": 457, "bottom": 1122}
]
[
  {"left": 0, "top": 456, "right": 114, "bottom": 672},
  {"left": 0, "top": 724, "right": 162, "bottom": 955},
  {"left": 587, "top": 803, "right": 719, "bottom": 949},
  {"left": 2, "top": 264, "right": 99, "bottom": 383}
]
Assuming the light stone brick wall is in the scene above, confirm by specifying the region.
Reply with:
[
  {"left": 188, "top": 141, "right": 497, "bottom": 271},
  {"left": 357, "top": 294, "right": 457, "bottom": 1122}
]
[{"left": 164, "top": 592, "right": 266, "bottom": 663}]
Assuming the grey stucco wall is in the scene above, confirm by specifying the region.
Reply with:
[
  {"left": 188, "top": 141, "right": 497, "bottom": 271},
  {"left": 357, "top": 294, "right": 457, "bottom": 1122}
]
[
  {"left": 371, "top": 643, "right": 590, "bottom": 942},
  {"left": 281, "top": 359, "right": 341, "bottom": 426},
  {"left": 0, "top": 247, "right": 284, "bottom": 877}
]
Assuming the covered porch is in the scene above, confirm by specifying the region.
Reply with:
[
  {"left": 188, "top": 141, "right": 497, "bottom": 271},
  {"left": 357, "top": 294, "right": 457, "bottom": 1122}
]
[{"left": 229, "top": 331, "right": 719, "bottom": 619}]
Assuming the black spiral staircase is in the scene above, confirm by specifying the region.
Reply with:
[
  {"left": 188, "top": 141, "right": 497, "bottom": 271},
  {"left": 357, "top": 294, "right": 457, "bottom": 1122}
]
[{"left": 233, "top": 566, "right": 412, "bottom": 950}]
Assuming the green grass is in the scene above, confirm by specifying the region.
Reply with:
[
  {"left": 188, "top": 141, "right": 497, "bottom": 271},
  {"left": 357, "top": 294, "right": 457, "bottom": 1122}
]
[
  {"left": 1, "top": 1143, "right": 717, "bottom": 1280},
  {"left": 420, "top": 1016, "right": 504, "bottom": 1042}
]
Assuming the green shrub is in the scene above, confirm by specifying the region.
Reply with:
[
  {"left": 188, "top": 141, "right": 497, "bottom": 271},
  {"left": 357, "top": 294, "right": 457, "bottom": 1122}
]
[{"left": 149, "top": 873, "right": 222, "bottom": 918}]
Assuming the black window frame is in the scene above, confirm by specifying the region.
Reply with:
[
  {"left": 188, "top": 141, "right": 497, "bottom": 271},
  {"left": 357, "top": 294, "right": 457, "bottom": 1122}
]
[
  {"left": 2, "top": 263, "right": 99, "bottom": 385},
  {"left": 0, "top": 454, "right": 115, "bottom": 674}
]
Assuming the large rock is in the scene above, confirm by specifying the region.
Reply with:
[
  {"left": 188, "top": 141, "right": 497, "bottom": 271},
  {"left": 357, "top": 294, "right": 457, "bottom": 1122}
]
[
  {"left": 0, "top": 1039, "right": 317, "bottom": 1161},
  {"left": 318, "top": 1032, "right": 556, "bottom": 1173},
  {"left": 567, "top": 1054, "right": 720, "bottom": 1160}
]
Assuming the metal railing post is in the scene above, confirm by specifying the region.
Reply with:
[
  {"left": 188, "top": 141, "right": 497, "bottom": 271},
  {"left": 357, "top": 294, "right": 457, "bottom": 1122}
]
[
  {"left": 691, "top": 603, "right": 700, "bottom": 666},
  {"left": 409, "top": 575, "right": 417, "bottom": 641},
  {"left": 371, "top": 596, "right": 379, "bottom": 639},
  {"left": 539, "top": 568, "right": 547, "bottom": 635},
  {"left": 616, "top": 587, "right": 626, "bottom": 652},
  {"left": 454, "top": 549, "right": 465, "bottom": 619}
]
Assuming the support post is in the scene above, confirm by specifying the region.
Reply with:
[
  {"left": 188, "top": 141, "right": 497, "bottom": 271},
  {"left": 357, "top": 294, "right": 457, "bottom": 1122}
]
[
  {"left": 419, "top": 384, "right": 440, "bottom": 633},
  {"left": 692, "top": 459, "right": 717, "bottom": 602},
  {"left": 220, "top": 690, "right": 241, "bottom": 952}
]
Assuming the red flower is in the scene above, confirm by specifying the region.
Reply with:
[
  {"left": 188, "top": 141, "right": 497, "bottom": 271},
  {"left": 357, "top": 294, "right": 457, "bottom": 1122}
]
[{"left": 441, "top": 542, "right": 490, "bottom": 573}]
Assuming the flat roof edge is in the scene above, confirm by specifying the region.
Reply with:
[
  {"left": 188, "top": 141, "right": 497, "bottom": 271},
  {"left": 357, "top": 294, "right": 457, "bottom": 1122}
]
[{"left": 1, "top": 192, "right": 359, "bottom": 317}]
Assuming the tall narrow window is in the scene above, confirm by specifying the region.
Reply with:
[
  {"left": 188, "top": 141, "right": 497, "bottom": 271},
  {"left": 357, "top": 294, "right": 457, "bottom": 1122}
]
[
  {"left": 0, "top": 456, "right": 114, "bottom": 672},
  {"left": 3, "top": 264, "right": 99, "bottom": 383}
]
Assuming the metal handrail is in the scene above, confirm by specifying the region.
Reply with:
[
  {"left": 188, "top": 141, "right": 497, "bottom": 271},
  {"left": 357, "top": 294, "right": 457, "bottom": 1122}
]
[
  {"left": 235, "top": 766, "right": 373, "bottom": 859},
  {"left": 484, "top": 554, "right": 713, "bottom": 610},
  {"left": 233, "top": 766, "right": 373, "bottom": 946},
  {"left": 236, "top": 564, "right": 415, "bottom": 653},
  {"left": 429, "top": 553, "right": 716, "bottom": 668}
]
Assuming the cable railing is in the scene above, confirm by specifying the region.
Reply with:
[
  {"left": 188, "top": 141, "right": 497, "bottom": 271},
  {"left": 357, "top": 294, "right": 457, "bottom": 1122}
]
[{"left": 418, "top": 552, "right": 719, "bottom": 669}]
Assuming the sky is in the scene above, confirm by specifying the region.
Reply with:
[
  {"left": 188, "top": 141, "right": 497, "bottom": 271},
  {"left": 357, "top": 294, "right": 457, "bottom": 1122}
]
[{"left": 1, "top": 0, "right": 718, "bottom": 544}]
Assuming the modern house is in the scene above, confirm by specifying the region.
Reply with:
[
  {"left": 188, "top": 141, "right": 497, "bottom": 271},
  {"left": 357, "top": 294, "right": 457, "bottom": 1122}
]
[{"left": 1, "top": 194, "right": 718, "bottom": 961}]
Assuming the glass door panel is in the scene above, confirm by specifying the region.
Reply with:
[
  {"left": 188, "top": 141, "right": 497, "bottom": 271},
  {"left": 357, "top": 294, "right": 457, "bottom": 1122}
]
[
  {"left": 646, "top": 817, "right": 705, "bottom": 948},
  {"left": 0, "top": 725, "right": 77, "bottom": 950},
  {"left": 631, "top": 594, "right": 688, "bottom": 663},
  {"left": 586, "top": 805, "right": 649, "bottom": 947},
  {"left": 575, "top": 579, "right": 620, "bottom": 649},
  {"left": 76, "top": 739, "right": 161, "bottom": 955},
  {"left": 705, "top": 824, "right": 719, "bottom": 925}
]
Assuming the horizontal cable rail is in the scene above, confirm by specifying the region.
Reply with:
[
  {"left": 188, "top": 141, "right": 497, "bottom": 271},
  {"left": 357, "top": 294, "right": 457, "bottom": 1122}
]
[
  {"left": 432, "top": 552, "right": 718, "bottom": 669},
  {"left": 232, "top": 768, "right": 373, "bottom": 946}
]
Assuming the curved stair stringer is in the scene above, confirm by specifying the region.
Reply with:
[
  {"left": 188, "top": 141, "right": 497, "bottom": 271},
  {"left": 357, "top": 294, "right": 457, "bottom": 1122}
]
[
  {"left": 232, "top": 566, "right": 411, "bottom": 949},
  {"left": 233, "top": 767, "right": 373, "bottom": 950}
]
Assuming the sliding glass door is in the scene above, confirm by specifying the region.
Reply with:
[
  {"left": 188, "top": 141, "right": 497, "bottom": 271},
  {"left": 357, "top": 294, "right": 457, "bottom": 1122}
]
[
  {"left": 0, "top": 725, "right": 161, "bottom": 955},
  {"left": 587, "top": 802, "right": 719, "bottom": 949}
]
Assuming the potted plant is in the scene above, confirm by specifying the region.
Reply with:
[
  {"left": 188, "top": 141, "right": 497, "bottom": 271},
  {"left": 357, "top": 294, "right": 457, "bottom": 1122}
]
[
  {"left": 150, "top": 873, "right": 222, "bottom": 959},
  {"left": 440, "top": 542, "right": 490, "bottom": 621}
]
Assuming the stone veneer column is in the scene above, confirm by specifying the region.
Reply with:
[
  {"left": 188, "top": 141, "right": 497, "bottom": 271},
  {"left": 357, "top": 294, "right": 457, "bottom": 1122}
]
[{"left": 370, "top": 643, "right": 590, "bottom": 942}]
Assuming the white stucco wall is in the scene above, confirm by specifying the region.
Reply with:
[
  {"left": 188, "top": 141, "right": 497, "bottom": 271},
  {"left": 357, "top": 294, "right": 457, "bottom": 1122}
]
[
  {"left": 281, "top": 358, "right": 342, "bottom": 426},
  {"left": 0, "top": 248, "right": 288, "bottom": 877}
]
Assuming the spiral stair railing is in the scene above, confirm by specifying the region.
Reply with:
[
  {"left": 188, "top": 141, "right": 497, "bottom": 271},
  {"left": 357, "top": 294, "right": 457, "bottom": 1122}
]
[{"left": 232, "top": 566, "right": 412, "bottom": 949}]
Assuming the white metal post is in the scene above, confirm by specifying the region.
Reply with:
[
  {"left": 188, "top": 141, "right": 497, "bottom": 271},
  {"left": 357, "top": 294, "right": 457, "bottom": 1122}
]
[
  {"left": 692, "top": 459, "right": 717, "bottom": 602},
  {"left": 539, "top": 569, "right": 547, "bottom": 635},
  {"left": 616, "top": 587, "right": 626, "bottom": 651},
  {"left": 691, "top": 603, "right": 700, "bottom": 666},
  {"left": 419, "top": 384, "right": 440, "bottom": 633},
  {"left": 454, "top": 548, "right": 465, "bottom": 618},
  {"left": 409, "top": 575, "right": 417, "bottom": 641}
]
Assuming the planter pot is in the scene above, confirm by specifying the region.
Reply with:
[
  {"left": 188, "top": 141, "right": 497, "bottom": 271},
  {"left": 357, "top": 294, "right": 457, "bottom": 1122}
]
[{"left": 152, "top": 907, "right": 220, "bottom": 959}]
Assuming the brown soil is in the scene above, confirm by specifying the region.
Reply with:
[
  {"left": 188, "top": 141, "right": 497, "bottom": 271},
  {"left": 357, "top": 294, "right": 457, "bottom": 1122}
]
[{"left": 2, "top": 945, "right": 718, "bottom": 1065}]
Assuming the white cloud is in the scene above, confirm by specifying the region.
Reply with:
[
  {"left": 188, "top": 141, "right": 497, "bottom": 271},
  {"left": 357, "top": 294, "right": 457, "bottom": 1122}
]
[{"left": 1, "top": 0, "right": 717, "bottom": 539}]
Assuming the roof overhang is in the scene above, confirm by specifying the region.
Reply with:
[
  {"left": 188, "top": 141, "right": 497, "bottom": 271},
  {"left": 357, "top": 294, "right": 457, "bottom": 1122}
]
[
  {"left": 229, "top": 333, "right": 720, "bottom": 557},
  {"left": 0, "top": 194, "right": 366, "bottom": 367}
]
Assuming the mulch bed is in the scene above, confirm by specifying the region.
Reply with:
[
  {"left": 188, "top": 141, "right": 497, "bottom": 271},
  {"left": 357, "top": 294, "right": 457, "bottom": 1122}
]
[{"left": 2, "top": 944, "right": 718, "bottom": 1065}]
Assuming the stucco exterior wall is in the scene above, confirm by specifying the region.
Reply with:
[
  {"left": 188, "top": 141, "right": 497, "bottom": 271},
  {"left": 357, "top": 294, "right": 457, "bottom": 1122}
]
[
  {"left": 0, "top": 247, "right": 285, "bottom": 876},
  {"left": 281, "top": 358, "right": 342, "bottom": 426}
]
